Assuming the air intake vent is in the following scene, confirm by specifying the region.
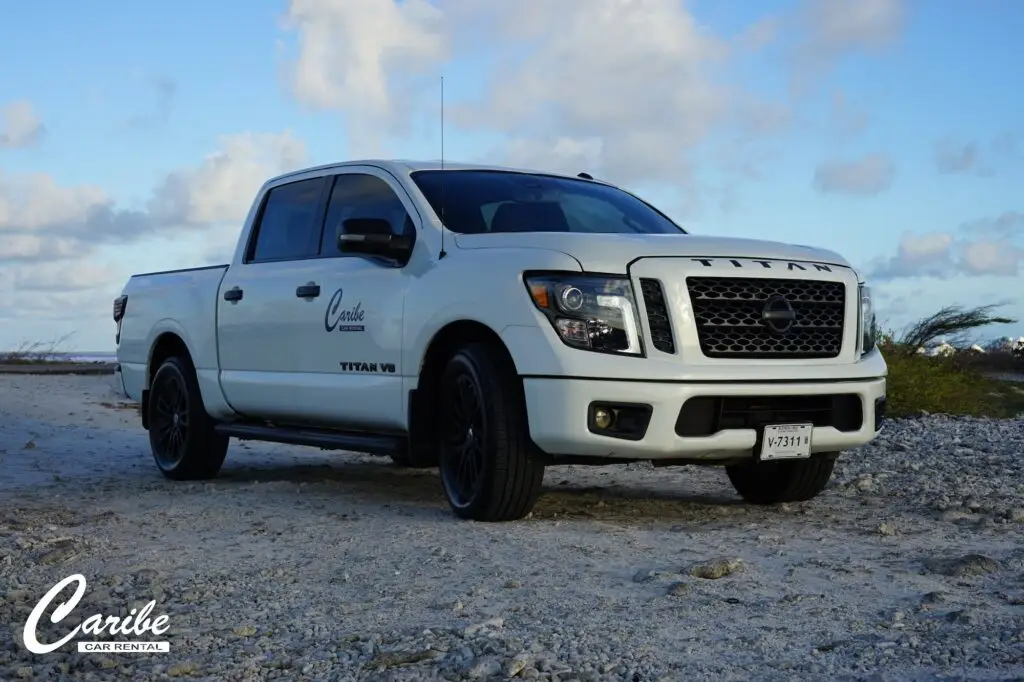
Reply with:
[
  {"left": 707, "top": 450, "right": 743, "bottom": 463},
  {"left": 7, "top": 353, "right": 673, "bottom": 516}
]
[{"left": 639, "top": 278, "right": 676, "bottom": 354}]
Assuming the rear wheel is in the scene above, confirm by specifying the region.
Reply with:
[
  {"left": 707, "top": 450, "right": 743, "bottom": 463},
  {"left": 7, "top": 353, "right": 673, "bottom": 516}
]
[
  {"left": 148, "top": 356, "right": 228, "bottom": 480},
  {"left": 437, "top": 342, "right": 545, "bottom": 521},
  {"left": 725, "top": 453, "right": 838, "bottom": 504}
]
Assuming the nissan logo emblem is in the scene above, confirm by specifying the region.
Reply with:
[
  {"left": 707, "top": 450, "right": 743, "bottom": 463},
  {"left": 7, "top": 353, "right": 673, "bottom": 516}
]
[{"left": 761, "top": 295, "right": 796, "bottom": 333}]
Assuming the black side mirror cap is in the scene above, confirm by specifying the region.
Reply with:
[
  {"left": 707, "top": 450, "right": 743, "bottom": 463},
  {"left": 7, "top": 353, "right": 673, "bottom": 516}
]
[{"left": 338, "top": 219, "right": 414, "bottom": 263}]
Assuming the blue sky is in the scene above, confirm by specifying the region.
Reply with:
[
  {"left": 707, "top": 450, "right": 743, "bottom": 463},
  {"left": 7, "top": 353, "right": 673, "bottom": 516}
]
[{"left": 1, "top": 0, "right": 1022, "bottom": 352}]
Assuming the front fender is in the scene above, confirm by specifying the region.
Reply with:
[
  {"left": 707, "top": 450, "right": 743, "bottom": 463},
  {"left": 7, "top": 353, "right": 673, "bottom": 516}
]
[{"left": 403, "top": 248, "right": 582, "bottom": 374}]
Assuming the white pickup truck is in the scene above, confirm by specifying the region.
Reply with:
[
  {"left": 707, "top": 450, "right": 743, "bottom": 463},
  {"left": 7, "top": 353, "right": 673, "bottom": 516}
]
[{"left": 114, "top": 159, "right": 887, "bottom": 522}]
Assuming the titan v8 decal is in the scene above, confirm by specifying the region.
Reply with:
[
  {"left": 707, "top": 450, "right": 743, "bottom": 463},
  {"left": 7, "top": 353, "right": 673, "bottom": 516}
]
[
  {"left": 339, "top": 361, "right": 396, "bottom": 373},
  {"left": 690, "top": 258, "right": 833, "bottom": 272},
  {"left": 324, "top": 288, "right": 365, "bottom": 332}
]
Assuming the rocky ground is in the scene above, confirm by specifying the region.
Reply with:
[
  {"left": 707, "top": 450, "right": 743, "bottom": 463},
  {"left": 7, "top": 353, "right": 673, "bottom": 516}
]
[{"left": 0, "top": 373, "right": 1022, "bottom": 681}]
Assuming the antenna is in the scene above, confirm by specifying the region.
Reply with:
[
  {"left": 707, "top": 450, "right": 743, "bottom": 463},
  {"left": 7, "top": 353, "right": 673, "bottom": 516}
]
[{"left": 438, "top": 75, "right": 447, "bottom": 260}]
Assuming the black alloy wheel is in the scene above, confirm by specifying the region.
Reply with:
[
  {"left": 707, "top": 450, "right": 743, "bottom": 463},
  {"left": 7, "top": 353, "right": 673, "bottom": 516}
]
[
  {"left": 150, "top": 368, "right": 189, "bottom": 470},
  {"left": 440, "top": 372, "right": 487, "bottom": 508},
  {"left": 437, "top": 343, "right": 545, "bottom": 522},
  {"left": 147, "top": 356, "right": 228, "bottom": 480}
]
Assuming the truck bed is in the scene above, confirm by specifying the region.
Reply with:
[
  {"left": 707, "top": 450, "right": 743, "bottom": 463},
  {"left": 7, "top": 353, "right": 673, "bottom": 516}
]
[{"left": 116, "top": 264, "right": 229, "bottom": 403}]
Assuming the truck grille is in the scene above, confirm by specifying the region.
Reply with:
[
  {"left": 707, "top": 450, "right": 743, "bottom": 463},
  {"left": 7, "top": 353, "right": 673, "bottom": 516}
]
[
  {"left": 686, "top": 276, "right": 846, "bottom": 358},
  {"left": 639, "top": 278, "right": 676, "bottom": 354}
]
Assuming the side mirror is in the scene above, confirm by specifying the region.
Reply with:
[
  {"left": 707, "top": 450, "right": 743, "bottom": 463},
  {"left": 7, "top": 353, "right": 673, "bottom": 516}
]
[{"left": 338, "top": 218, "right": 414, "bottom": 263}]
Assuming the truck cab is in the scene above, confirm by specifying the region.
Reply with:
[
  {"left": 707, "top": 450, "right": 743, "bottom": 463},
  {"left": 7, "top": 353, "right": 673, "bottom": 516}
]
[{"left": 114, "top": 160, "right": 887, "bottom": 522}]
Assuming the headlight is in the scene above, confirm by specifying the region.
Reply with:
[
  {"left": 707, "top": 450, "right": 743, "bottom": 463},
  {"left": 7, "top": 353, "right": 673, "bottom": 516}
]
[
  {"left": 524, "top": 273, "right": 644, "bottom": 356},
  {"left": 859, "top": 283, "right": 876, "bottom": 354}
]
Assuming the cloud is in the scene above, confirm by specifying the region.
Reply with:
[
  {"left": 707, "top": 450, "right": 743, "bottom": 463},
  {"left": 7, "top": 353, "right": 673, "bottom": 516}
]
[
  {"left": 934, "top": 139, "right": 978, "bottom": 174},
  {"left": 10, "top": 261, "right": 113, "bottom": 293},
  {"left": 282, "top": 0, "right": 448, "bottom": 151},
  {"left": 149, "top": 131, "right": 307, "bottom": 226},
  {"left": 788, "top": 0, "right": 906, "bottom": 91},
  {"left": 933, "top": 134, "right": 1021, "bottom": 176},
  {"left": 0, "top": 129, "right": 309, "bottom": 348},
  {"left": 961, "top": 211, "right": 1024, "bottom": 240},
  {"left": 867, "top": 212, "right": 1024, "bottom": 280},
  {"left": 280, "top": 1, "right": 819, "bottom": 188},
  {"left": 0, "top": 130, "right": 307, "bottom": 265},
  {"left": 798, "top": 0, "right": 905, "bottom": 58},
  {"left": 0, "top": 100, "right": 46, "bottom": 149},
  {"left": 813, "top": 154, "right": 895, "bottom": 196}
]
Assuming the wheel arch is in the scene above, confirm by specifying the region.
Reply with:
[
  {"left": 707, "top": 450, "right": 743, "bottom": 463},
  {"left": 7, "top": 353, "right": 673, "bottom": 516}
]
[
  {"left": 142, "top": 332, "right": 195, "bottom": 430},
  {"left": 405, "top": 319, "right": 521, "bottom": 466}
]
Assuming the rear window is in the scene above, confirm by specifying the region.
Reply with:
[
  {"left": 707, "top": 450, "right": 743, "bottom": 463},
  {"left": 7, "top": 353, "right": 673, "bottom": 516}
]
[{"left": 409, "top": 170, "right": 684, "bottom": 235}]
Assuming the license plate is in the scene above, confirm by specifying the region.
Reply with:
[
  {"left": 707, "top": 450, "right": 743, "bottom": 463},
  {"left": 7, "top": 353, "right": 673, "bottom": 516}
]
[{"left": 759, "top": 423, "right": 812, "bottom": 461}]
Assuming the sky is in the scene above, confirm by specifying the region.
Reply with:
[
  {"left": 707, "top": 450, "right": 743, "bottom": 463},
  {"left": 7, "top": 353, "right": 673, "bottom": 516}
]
[{"left": 1, "top": 0, "right": 1022, "bottom": 353}]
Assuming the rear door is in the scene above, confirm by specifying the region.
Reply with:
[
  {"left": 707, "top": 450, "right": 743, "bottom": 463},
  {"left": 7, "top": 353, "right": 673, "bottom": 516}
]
[{"left": 216, "top": 175, "right": 328, "bottom": 421}]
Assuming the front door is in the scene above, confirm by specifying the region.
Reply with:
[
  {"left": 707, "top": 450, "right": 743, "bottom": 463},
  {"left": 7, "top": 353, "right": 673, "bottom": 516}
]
[
  {"left": 288, "top": 167, "right": 417, "bottom": 431},
  {"left": 216, "top": 175, "right": 327, "bottom": 421}
]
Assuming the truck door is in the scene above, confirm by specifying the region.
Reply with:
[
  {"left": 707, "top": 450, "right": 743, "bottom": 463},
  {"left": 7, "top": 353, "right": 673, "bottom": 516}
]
[
  {"left": 216, "top": 175, "right": 328, "bottom": 421},
  {"left": 287, "top": 167, "right": 415, "bottom": 431}
]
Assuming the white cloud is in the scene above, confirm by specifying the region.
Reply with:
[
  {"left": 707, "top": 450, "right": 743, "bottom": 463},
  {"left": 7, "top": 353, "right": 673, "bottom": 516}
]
[
  {"left": 868, "top": 213, "right": 1024, "bottom": 280},
  {"left": 0, "top": 100, "right": 45, "bottom": 149},
  {"left": 787, "top": 0, "right": 906, "bottom": 93},
  {"left": 813, "top": 154, "right": 895, "bottom": 196},
  {"left": 279, "top": 0, "right": 806, "bottom": 187},
  {"left": 283, "top": 0, "right": 448, "bottom": 152},
  {"left": 0, "top": 129, "right": 309, "bottom": 348},
  {"left": 150, "top": 131, "right": 307, "bottom": 225},
  {"left": 10, "top": 261, "right": 113, "bottom": 293},
  {"left": 869, "top": 232, "right": 954, "bottom": 279},
  {"left": 0, "top": 130, "right": 307, "bottom": 265},
  {"left": 799, "top": 0, "right": 905, "bottom": 57}
]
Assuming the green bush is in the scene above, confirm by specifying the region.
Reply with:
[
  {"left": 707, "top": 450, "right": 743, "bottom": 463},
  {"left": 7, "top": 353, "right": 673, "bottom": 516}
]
[
  {"left": 878, "top": 303, "right": 1024, "bottom": 418},
  {"left": 881, "top": 345, "right": 1024, "bottom": 417}
]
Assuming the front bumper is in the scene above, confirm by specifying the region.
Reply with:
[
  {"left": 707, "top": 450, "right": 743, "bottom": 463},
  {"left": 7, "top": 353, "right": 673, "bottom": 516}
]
[{"left": 522, "top": 376, "right": 886, "bottom": 461}]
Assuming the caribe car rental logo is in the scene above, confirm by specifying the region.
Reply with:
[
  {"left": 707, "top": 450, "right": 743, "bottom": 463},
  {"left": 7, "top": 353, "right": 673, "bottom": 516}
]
[{"left": 23, "top": 574, "right": 171, "bottom": 654}]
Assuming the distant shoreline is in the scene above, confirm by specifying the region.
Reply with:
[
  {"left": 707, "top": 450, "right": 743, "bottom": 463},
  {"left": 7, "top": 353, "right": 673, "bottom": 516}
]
[{"left": 0, "top": 362, "right": 117, "bottom": 375}]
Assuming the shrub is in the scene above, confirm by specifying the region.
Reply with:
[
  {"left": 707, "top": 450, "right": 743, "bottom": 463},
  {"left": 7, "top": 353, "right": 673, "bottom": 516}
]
[
  {"left": 878, "top": 304, "right": 1024, "bottom": 418},
  {"left": 881, "top": 347, "right": 1024, "bottom": 417},
  {"left": 0, "top": 335, "right": 73, "bottom": 365}
]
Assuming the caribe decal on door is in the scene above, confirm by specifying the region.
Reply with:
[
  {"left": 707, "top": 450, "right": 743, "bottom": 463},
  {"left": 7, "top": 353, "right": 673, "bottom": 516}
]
[{"left": 324, "top": 287, "right": 366, "bottom": 332}]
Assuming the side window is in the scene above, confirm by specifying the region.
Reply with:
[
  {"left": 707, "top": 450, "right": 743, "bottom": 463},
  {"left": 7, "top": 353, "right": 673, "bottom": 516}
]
[
  {"left": 319, "top": 173, "right": 413, "bottom": 255},
  {"left": 248, "top": 177, "right": 325, "bottom": 263}
]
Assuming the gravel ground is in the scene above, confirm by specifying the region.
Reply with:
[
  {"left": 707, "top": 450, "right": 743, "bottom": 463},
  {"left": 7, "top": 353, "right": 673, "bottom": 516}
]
[{"left": 1, "top": 373, "right": 1022, "bottom": 681}]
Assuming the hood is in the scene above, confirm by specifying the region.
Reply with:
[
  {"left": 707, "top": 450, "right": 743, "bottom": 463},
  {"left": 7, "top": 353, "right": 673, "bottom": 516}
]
[{"left": 453, "top": 232, "right": 853, "bottom": 273}]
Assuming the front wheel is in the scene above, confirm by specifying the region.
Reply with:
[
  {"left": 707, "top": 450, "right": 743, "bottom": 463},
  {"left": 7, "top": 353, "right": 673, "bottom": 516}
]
[
  {"left": 148, "top": 356, "right": 228, "bottom": 480},
  {"left": 437, "top": 342, "right": 545, "bottom": 522},
  {"left": 725, "top": 453, "right": 838, "bottom": 504}
]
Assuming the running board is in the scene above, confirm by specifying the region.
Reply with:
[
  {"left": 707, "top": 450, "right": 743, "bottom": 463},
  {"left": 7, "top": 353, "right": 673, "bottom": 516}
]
[{"left": 214, "top": 423, "right": 406, "bottom": 457}]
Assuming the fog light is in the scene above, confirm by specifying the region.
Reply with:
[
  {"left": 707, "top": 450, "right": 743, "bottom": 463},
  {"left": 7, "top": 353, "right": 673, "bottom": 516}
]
[
  {"left": 588, "top": 402, "right": 653, "bottom": 441},
  {"left": 593, "top": 407, "right": 615, "bottom": 430}
]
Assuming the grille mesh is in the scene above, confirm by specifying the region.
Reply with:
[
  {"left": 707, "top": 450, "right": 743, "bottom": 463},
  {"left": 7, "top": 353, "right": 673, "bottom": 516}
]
[
  {"left": 686, "top": 276, "right": 846, "bottom": 358},
  {"left": 639, "top": 278, "right": 675, "bottom": 354}
]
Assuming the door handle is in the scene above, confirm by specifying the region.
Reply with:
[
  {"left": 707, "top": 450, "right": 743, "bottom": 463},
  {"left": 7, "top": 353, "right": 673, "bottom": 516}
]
[
  {"left": 223, "top": 286, "right": 243, "bottom": 302},
  {"left": 295, "top": 283, "right": 321, "bottom": 299}
]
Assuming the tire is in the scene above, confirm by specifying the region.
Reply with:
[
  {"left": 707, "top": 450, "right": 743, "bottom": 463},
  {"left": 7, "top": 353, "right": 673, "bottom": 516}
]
[
  {"left": 725, "top": 452, "right": 838, "bottom": 504},
  {"left": 436, "top": 342, "right": 545, "bottom": 521},
  {"left": 147, "top": 356, "right": 228, "bottom": 481}
]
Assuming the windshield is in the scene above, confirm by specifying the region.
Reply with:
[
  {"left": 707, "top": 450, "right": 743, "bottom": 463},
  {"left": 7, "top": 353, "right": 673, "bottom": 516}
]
[{"left": 410, "top": 170, "right": 685, "bottom": 235}]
